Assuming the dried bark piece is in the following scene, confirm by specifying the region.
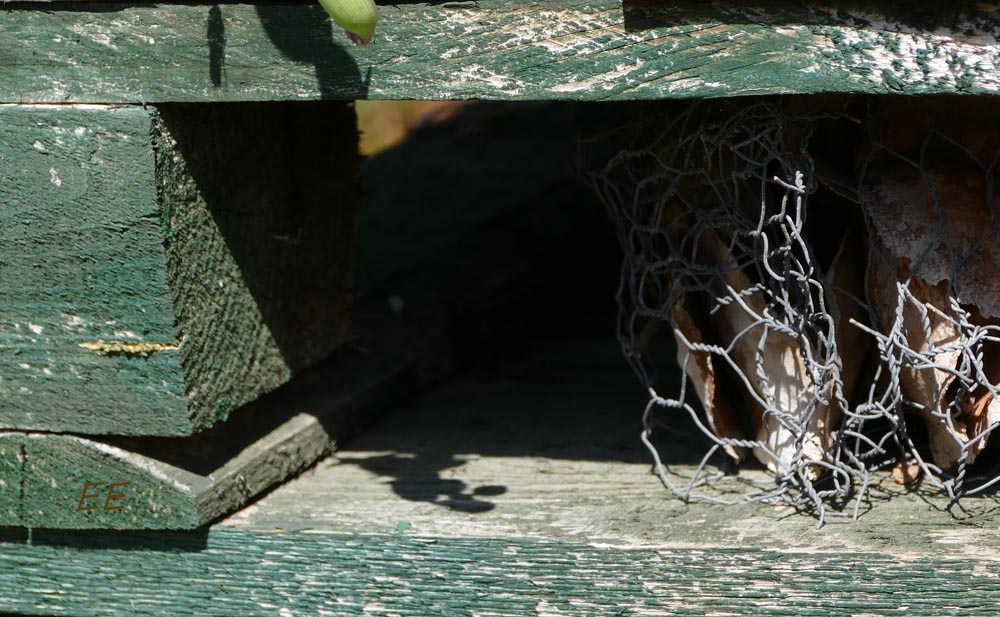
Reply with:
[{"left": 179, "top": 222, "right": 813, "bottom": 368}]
[
  {"left": 962, "top": 390, "right": 998, "bottom": 458},
  {"left": 619, "top": 193, "right": 752, "bottom": 463},
  {"left": 860, "top": 97, "right": 1000, "bottom": 468},
  {"left": 629, "top": 200, "right": 751, "bottom": 463},
  {"left": 671, "top": 294, "right": 747, "bottom": 463},
  {"left": 698, "top": 228, "right": 829, "bottom": 475},
  {"left": 868, "top": 251, "right": 966, "bottom": 470},
  {"left": 862, "top": 160, "right": 1000, "bottom": 467},
  {"left": 862, "top": 164, "right": 1000, "bottom": 319},
  {"left": 864, "top": 96, "right": 1000, "bottom": 316}
]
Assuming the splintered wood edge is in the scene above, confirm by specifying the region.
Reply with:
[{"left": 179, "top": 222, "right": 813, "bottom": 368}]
[{"left": 2, "top": 0, "right": 1000, "bottom": 102}]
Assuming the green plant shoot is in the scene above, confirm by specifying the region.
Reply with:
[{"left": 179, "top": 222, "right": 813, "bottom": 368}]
[{"left": 319, "top": 0, "right": 378, "bottom": 45}]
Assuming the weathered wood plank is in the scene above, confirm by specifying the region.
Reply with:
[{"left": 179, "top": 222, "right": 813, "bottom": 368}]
[
  {"left": 5, "top": 529, "right": 1000, "bottom": 616},
  {"left": 2, "top": 0, "right": 999, "bottom": 102},
  {"left": 0, "top": 102, "right": 357, "bottom": 435},
  {"left": 154, "top": 101, "right": 358, "bottom": 433},
  {"left": 0, "top": 102, "right": 606, "bottom": 529},
  {"left": 0, "top": 434, "right": 23, "bottom": 523}
]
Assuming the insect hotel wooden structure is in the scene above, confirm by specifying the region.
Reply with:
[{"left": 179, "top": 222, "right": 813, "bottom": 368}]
[{"left": 3, "top": 0, "right": 1000, "bottom": 613}]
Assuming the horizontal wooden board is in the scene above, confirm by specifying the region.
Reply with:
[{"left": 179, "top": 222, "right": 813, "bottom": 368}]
[
  {"left": 6, "top": 298, "right": 1000, "bottom": 614},
  {"left": 2, "top": 0, "right": 999, "bottom": 102},
  {"left": 6, "top": 529, "right": 1000, "bottom": 616},
  {"left": 0, "top": 101, "right": 357, "bottom": 435},
  {"left": 222, "top": 325, "right": 1000, "bottom": 555}
]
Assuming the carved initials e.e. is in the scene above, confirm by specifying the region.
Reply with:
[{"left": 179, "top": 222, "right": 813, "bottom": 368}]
[{"left": 76, "top": 481, "right": 130, "bottom": 511}]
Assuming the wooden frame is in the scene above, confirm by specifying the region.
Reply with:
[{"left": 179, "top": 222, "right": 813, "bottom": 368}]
[{"left": 3, "top": 0, "right": 1000, "bottom": 611}]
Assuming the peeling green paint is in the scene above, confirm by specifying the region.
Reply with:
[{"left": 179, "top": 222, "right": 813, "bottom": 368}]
[
  {"left": 1, "top": 0, "right": 999, "bottom": 102},
  {"left": 1, "top": 529, "right": 999, "bottom": 615}
]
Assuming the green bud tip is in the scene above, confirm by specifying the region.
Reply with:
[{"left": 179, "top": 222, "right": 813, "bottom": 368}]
[{"left": 318, "top": 0, "right": 378, "bottom": 45}]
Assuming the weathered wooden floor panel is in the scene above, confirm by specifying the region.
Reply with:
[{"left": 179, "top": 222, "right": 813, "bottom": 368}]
[
  {"left": 2, "top": 0, "right": 999, "bottom": 102},
  {"left": 5, "top": 320, "right": 1000, "bottom": 614}
]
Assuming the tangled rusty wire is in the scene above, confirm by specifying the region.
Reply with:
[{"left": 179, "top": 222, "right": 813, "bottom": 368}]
[{"left": 584, "top": 95, "right": 1000, "bottom": 523}]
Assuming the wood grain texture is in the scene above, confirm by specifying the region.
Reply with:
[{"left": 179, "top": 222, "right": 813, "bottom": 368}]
[
  {"left": 0, "top": 434, "right": 24, "bottom": 523},
  {"left": 0, "top": 105, "right": 189, "bottom": 435},
  {"left": 154, "top": 102, "right": 358, "bottom": 432},
  {"left": 0, "top": 102, "right": 357, "bottom": 435},
  {"left": 2, "top": 0, "right": 1000, "bottom": 102},
  {"left": 226, "top": 331, "right": 1000, "bottom": 555},
  {"left": 5, "top": 529, "right": 1000, "bottom": 616}
]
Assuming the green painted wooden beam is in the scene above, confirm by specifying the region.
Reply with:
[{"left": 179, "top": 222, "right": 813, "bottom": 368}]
[
  {"left": 0, "top": 101, "right": 358, "bottom": 435},
  {"left": 4, "top": 528, "right": 1000, "bottom": 616},
  {"left": 2, "top": 0, "right": 999, "bottom": 103}
]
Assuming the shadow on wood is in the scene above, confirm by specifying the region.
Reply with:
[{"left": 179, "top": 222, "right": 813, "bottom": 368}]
[{"left": 255, "top": 3, "right": 369, "bottom": 99}]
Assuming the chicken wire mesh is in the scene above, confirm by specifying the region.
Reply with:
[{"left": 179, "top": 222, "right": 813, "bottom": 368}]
[{"left": 583, "top": 95, "right": 1000, "bottom": 523}]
